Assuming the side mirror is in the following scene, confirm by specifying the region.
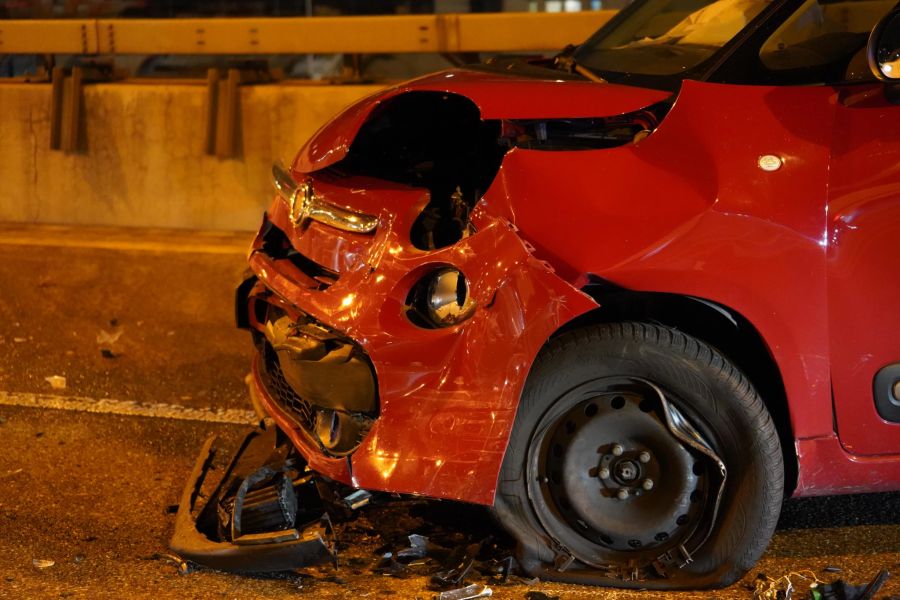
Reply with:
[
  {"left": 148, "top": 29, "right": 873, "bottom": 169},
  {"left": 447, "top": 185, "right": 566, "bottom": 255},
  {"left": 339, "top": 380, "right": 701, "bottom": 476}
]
[{"left": 869, "top": 8, "right": 900, "bottom": 81}]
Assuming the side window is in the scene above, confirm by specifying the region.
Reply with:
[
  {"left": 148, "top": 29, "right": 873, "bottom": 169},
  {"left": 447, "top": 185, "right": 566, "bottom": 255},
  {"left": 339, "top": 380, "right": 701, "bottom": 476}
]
[{"left": 758, "top": 0, "right": 897, "bottom": 82}]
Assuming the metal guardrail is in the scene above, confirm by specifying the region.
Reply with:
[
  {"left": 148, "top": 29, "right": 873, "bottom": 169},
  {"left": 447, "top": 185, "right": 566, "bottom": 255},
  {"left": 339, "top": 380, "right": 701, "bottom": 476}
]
[
  {"left": 2, "top": 11, "right": 617, "bottom": 156},
  {"left": 0, "top": 11, "right": 614, "bottom": 55}
]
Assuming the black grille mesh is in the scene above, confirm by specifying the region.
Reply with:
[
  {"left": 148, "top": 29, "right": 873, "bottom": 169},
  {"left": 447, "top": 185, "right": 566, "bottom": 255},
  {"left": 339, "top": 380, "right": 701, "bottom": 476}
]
[{"left": 259, "top": 341, "right": 316, "bottom": 432}]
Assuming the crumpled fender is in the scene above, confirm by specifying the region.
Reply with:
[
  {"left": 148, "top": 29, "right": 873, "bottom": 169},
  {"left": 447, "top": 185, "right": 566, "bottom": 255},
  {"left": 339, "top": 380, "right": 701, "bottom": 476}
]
[{"left": 480, "top": 80, "right": 838, "bottom": 447}]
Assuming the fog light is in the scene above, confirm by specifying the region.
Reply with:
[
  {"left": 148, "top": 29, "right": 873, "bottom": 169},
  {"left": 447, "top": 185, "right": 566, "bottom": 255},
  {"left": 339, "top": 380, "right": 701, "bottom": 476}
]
[
  {"left": 315, "top": 409, "right": 341, "bottom": 450},
  {"left": 407, "top": 267, "right": 476, "bottom": 328},
  {"left": 314, "top": 409, "right": 371, "bottom": 455}
]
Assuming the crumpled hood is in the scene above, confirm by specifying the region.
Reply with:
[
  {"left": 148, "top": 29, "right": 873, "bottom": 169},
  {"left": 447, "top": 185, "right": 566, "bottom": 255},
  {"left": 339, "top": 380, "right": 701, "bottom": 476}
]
[{"left": 293, "top": 68, "right": 671, "bottom": 174}]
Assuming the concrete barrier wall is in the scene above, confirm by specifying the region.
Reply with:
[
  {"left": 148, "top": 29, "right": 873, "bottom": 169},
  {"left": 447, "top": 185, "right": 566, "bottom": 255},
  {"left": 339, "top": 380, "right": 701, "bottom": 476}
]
[{"left": 0, "top": 82, "right": 384, "bottom": 230}]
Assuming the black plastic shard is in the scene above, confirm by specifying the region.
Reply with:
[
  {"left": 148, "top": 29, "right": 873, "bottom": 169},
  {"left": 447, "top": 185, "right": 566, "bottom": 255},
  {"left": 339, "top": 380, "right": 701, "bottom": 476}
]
[
  {"left": 431, "top": 541, "right": 483, "bottom": 589},
  {"left": 811, "top": 570, "right": 890, "bottom": 600},
  {"left": 397, "top": 534, "right": 429, "bottom": 562}
]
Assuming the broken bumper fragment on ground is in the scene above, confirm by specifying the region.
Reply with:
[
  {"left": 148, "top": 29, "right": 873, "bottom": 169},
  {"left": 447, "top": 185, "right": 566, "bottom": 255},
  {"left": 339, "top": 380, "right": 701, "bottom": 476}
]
[
  {"left": 169, "top": 424, "right": 337, "bottom": 573},
  {"left": 169, "top": 424, "right": 531, "bottom": 597}
]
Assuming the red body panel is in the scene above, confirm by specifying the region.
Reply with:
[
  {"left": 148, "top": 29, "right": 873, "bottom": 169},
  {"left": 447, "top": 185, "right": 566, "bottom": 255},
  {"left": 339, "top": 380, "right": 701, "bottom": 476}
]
[
  {"left": 796, "top": 436, "right": 900, "bottom": 495},
  {"left": 827, "top": 84, "right": 900, "bottom": 457},
  {"left": 250, "top": 72, "right": 900, "bottom": 504}
]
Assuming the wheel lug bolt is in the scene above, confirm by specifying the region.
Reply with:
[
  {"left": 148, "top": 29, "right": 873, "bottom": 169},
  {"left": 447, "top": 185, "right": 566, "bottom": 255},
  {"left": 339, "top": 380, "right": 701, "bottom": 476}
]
[
  {"left": 611, "top": 444, "right": 624, "bottom": 456},
  {"left": 639, "top": 451, "right": 651, "bottom": 463},
  {"left": 616, "top": 489, "right": 629, "bottom": 500},
  {"left": 642, "top": 478, "right": 654, "bottom": 491},
  {"left": 599, "top": 468, "right": 610, "bottom": 480}
]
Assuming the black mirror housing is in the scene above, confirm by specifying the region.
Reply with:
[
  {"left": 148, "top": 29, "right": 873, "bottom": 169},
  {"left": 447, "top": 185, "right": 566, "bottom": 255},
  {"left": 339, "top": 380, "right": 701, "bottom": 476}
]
[{"left": 869, "top": 8, "right": 900, "bottom": 81}]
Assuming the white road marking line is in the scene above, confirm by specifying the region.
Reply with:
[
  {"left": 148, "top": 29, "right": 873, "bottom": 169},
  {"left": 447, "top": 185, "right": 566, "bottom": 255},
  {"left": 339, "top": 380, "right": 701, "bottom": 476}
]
[
  {"left": 0, "top": 237, "right": 248, "bottom": 255},
  {"left": 0, "top": 391, "right": 257, "bottom": 425}
]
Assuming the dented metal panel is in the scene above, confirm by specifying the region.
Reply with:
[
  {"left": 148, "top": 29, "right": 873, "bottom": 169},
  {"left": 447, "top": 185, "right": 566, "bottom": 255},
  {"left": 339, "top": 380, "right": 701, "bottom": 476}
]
[
  {"left": 292, "top": 69, "right": 670, "bottom": 173},
  {"left": 481, "top": 80, "right": 838, "bottom": 444},
  {"left": 246, "top": 190, "right": 598, "bottom": 503}
]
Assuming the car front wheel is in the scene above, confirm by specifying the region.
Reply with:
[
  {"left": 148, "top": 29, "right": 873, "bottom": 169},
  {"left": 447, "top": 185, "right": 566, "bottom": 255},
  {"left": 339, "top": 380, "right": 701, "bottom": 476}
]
[{"left": 494, "top": 322, "right": 784, "bottom": 589}]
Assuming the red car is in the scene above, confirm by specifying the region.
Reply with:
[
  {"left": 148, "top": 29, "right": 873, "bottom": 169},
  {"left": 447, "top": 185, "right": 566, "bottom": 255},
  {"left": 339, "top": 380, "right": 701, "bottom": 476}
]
[{"left": 176, "top": 0, "right": 900, "bottom": 589}]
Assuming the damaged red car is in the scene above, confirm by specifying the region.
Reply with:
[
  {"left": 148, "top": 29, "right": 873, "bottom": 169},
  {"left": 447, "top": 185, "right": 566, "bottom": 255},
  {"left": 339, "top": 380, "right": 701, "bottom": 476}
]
[{"left": 172, "top": 0, "right": 900, "bottom": 590}]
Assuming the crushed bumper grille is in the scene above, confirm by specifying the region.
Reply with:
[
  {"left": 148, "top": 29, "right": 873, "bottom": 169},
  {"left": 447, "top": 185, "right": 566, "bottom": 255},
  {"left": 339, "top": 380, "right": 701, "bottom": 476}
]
[
  {"left": 245, "top": 290, "right": 379, "bottom": 455},
  {"left": 259, "top": 340, "right": 316, "bottom": 432}
]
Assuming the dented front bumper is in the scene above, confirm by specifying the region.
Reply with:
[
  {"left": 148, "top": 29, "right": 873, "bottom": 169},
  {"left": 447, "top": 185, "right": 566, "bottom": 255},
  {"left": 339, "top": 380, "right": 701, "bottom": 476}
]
[
  {"left": 237, "top": 182, "right": 599, "bottom": 506},
  {"left": 169, "top": 426, "right": 337, "bottom": 573}
]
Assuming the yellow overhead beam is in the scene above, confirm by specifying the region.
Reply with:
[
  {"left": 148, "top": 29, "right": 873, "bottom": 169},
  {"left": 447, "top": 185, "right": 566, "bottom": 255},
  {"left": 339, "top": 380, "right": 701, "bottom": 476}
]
[
  {"left": 0, "top": 20, "right": 99, "bottom": 54},
  {"left": 0, "top": 11, "right": 614, "bottom": 55}
]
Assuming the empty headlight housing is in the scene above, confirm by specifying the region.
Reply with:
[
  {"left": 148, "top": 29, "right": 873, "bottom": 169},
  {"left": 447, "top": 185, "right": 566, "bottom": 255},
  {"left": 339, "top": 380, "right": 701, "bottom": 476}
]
[{"left": 406, "top": 267, "right": 476, "bottom": 328}]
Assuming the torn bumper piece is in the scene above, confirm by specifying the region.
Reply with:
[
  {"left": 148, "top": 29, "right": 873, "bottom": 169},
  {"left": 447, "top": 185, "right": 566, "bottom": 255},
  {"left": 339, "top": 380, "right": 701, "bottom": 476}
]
[{"left": 169, "top": 426, "right": 337, "bottom": 573}]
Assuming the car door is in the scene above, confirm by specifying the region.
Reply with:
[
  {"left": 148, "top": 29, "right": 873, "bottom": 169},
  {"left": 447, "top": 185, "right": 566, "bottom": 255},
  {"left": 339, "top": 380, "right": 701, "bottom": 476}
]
[
  {"left": 828, "top": 81, "right": 900, "bottom": 456},
  {"left": 726, "top": 0, "right": 900, "bottom": 457}
]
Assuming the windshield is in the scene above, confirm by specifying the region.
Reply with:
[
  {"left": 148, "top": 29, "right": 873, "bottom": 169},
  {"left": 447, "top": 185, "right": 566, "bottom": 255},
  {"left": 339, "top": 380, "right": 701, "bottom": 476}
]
[{"left": 574, "top": 0, "right": 773, "bottom": 80}]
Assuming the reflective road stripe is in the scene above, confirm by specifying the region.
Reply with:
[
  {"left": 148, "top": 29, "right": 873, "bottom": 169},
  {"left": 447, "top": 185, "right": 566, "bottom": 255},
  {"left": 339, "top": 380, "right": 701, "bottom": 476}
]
[
  {"left": 0, "top": 390, "right": 257, "bottom": 425},
  {"left": 0, "top": 236, "right": 247, "bottom": 255}
]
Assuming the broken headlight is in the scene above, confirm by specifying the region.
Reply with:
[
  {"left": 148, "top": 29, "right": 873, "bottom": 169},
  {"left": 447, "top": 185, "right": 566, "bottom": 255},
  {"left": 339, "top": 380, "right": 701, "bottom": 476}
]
[{"left": 406, "top": 267, "right": 476, "bottom": 328}]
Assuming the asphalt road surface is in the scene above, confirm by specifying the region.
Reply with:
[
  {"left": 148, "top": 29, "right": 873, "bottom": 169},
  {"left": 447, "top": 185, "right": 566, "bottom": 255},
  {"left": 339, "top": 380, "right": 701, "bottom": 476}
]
[{"left": 0, "top": 224, "right": 897, "bottom": 599}]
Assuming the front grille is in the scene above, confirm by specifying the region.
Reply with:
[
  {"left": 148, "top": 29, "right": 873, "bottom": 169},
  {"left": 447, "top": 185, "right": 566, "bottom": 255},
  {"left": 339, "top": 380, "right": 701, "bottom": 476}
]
[
  {"left": 251, "top": 297, "right": 379, "bottom": 455},
  {"left": 259, "top": 340, "right": 316, "bottom": 432},
  {"left": 259, "top": 219, "right": 338, "bottom": 290}
]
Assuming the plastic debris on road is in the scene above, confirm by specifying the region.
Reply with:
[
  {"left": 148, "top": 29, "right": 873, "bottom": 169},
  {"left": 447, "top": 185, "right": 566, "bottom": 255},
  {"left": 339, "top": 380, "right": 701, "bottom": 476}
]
[
  {"left": 97, "top": 324, "right": 124, "bottom": 358},
  {"left": 44, "top": 375, "right": 66, "bottom": 390},
  {"left": 397, "top": 534, "right": 429, "bottom": 561},
  {"left": 753, "top": 569, "right": 891, "bottom": 600},
  {"left": 810, "top": 569, "right": 890, "bottom": 600},
  {"left": 434, "top": 583, "right": 492, "bottom": 600}
]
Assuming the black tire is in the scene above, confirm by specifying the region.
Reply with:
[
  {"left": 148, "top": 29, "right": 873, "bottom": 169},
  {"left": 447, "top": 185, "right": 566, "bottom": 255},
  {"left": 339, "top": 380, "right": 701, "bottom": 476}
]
[{"left": 494, "top": 322, "right": 783, "bottom": 589}]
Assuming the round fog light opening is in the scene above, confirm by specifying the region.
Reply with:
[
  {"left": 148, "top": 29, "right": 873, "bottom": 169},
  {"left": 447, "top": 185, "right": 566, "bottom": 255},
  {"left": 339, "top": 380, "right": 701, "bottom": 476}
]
[
  {"left": 427, "top": 268, "right": 476, "bottom": 326},
  {"left": 407, "top": 267, "right": 477, "bottom": 328}
]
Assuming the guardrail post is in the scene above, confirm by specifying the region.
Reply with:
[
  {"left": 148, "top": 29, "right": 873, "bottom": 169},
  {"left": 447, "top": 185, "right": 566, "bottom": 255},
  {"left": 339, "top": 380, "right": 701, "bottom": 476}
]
[
  {"left": 62, "top": 66, "right": 84, "bottom": 152},
  {"left": 49, "top": 66, "right": 84, "bottom": 153},
  {"left": 204, "top": 68, "right": 221, "bottom": 156},
  {"left": 204, "top": 67, "right": 242, "bottom": 159},
  {"left": 49, "top": 67, "right": 65, "bottom": 150},
  {"left": 215, "top": 68, "right": 241, "bottom": 159},
  {"left": 206, "top": 67, "right": 270, "bottom": 159}
]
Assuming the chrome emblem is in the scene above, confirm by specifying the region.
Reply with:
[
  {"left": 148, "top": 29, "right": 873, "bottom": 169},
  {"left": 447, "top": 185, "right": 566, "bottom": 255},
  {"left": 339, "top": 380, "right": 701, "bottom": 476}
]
[
  {"left": 289, "top": 180, "right": 315, "bottom": 226},
  {"left": 271, "top": 162, "right": 379, "bottom": 234}
]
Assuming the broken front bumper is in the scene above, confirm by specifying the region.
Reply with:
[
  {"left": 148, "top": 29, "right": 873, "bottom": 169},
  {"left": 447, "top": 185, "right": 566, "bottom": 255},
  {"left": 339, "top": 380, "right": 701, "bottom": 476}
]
[
  {"left": 248, "top": 290, "right": 379, "bottom": 457},
  {"left": 237, "top": 193, "right": 598, "bottom": 505},
  {"left": 169, "top": 426, "right": 336, "bottom": 573}
]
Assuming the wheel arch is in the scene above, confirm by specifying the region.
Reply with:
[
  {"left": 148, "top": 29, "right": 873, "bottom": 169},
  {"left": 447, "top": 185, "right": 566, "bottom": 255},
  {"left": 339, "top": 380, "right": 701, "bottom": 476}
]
[{"left": 554, "top": 275, "right": 798, "bottom": 495}]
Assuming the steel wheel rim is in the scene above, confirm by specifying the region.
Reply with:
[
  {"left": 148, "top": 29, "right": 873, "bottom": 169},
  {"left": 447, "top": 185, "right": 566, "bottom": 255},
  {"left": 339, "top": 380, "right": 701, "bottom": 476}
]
[{"left": 526, "top": 376, "right": 724, "bottom": 570}]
